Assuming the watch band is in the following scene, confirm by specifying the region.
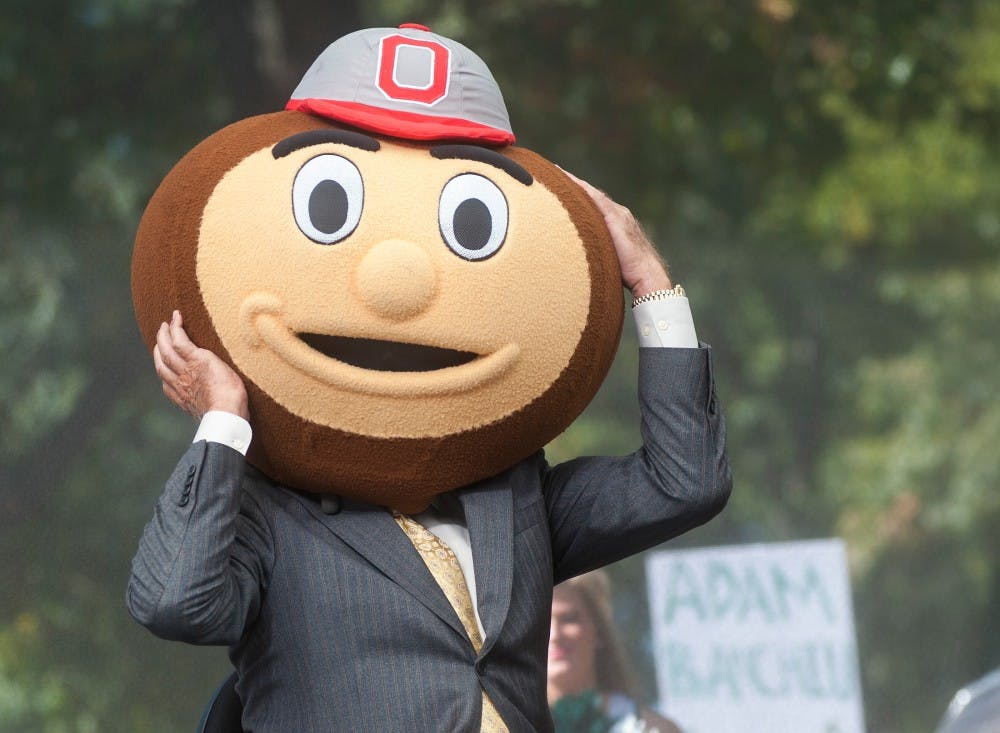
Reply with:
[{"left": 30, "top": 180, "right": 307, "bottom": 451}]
[{"left": 631, "top": 284, "right": 686, "bottom": 309}]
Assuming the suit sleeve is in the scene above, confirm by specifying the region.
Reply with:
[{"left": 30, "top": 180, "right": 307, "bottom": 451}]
[
  {"left": 126, "top": 440, "right": 273, "bottom": 645},
  {"left": 543, "top": 345, "right": 732, "bottom": 583}
]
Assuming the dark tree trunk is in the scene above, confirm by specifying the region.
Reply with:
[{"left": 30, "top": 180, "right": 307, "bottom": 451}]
[{"left": 202, "top": 0, "right": 363, "bottom": 118}]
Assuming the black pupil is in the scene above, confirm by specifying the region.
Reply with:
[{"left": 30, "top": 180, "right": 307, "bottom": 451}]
[
  {"left": 309, "top": 180, "right": 349, "bottom": 235},
  {"left": 453, "top": 198, "right": 492, "bottom": 251}
]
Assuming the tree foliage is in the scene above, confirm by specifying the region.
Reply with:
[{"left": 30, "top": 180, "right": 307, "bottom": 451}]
[{"left": 2, "top": 1, "right": 998, "bottom": 730}]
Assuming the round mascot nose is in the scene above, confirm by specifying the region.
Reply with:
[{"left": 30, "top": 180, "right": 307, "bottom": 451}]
[{"left": 355, "top": 239, "right": 437, "bottom": 320}]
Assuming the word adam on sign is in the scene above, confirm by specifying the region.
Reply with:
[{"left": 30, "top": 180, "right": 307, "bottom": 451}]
[{"left": 645, "top": 539, "right": 865, "bottom": 733}]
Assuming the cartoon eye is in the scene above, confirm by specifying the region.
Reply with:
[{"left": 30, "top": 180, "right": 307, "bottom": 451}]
[
  {"left": 292, "top": 154, "right": 364, "bottom": 244},
  {"left": 438, "top": 174, "right": 508, "bottom": 261}
]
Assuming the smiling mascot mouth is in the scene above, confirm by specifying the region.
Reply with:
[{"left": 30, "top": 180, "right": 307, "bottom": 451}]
[
  {"left": 242, "top": 301, "right": 520, "bottom": 398},
  {"left": 298, "top": 333, "right": 479, "bottom": 372}
]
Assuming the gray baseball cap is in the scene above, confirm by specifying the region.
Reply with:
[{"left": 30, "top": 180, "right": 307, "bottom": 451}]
[{"left": 286, "top": 23, "right": 515, "bottom": 145}]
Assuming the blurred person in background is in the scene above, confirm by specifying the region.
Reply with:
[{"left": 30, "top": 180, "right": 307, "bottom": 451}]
[{"left": 548, "top": 570, "right": 683, "bottom": 733}]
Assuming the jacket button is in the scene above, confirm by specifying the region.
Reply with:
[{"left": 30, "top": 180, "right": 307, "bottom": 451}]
[
  {"left": 186, "top": 465, "right": 197, "bottom": 479},
  {"left": 475, "top": 658, "right": 487, "bottom": 675},
  {"left": 320, "top": 495, "right": 341, "bottom": 515},
  {"left": 178, "top": 494, "right": 190, "bottom": 507}
]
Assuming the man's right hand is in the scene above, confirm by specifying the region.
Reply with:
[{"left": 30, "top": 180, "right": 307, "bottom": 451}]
[{"left": 153, "top": 310, "right": 249, "bottom": 420}]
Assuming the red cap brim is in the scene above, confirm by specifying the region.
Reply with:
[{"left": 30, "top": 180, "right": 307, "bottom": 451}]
[{"left": 286, "top": 98, "right": 515, "bottom": 145}]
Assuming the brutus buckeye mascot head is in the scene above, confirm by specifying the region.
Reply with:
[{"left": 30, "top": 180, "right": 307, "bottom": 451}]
[{"left": 132, "top": 24, "right": 623, "bottom": 513}]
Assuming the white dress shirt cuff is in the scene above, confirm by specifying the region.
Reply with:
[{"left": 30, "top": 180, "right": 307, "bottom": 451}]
[
  {"left": 193, "top": 410, "right": 253, "bottom": 456},
  {"left": 632, "top": 296, "right": 699, "bottom": 347}
]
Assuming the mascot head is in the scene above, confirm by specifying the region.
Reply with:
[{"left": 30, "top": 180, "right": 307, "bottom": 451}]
[{"left": 132, "top": 24, "right": 623, "bottom": 512}]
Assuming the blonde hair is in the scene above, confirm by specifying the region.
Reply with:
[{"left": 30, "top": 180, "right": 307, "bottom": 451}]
[{"left": 556, "top": 570, "right": 640, "bottom": 700}]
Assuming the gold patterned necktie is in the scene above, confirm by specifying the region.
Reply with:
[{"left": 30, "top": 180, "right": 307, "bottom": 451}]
[{"left": 393, "top": 511, "right": 509, "bottom": 732}]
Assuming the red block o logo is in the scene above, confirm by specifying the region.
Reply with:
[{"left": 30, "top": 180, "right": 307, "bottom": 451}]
[{"left": 376, "top": 34, "right": 451, "bottom": 106}]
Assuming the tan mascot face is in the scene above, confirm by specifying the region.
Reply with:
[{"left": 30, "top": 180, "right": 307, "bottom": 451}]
[{"left": 133, "top": 28, "right": 622, "bottom": 512}]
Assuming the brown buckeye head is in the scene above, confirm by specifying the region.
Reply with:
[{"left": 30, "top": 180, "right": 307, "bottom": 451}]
[{"left": 132, "top": 110, "right": 622, "bottom": 512}]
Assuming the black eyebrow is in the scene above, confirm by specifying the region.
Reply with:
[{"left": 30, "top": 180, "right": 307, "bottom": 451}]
[
  {"left": 272, "top": 130, "right": 381, "bottom": 159},
  {"left": 430, "top": 145, "right": 533, "bottom": 186}
]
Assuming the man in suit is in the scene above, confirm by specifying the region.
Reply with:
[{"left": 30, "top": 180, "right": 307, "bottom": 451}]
[
  {"left": 127, "top": 25, "right": 731, "bottom": 733},
  {"left": 128, "top": 179, "right": 730, "bottom": 732}
]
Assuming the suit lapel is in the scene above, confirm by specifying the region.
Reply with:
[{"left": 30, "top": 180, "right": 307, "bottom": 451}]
[
  {"left": 299, "top": 495, "right": 469, "bottom": 641},
  {"left": 459, "top": 472, "right": 513, "bottom": 654}
]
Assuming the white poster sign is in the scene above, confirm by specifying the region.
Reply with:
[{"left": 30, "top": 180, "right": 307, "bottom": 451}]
[{"left": 645, "top": 539, "right": 865, "bottom": 733}]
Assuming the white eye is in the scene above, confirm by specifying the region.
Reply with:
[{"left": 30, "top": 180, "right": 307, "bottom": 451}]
[
  {"left": 292, "top": 155, "right": 364, "bottom": 244},
  {"left": 438, "top": 174, "right": 508, "bottom": 261}
]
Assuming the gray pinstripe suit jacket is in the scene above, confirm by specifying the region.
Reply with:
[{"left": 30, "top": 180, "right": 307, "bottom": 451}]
[{"left": 127, "top": 347, "right": 731, "bottom": 732}]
